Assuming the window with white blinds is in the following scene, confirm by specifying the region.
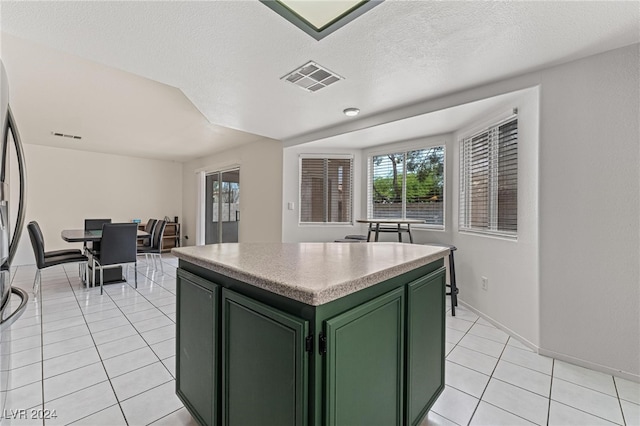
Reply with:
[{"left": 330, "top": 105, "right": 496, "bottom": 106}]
[
  {"left": 368, "top": 146, "right": 445, "bottom": 227},
  {"left": 299, "top": 156, "right": 353, "bottom": 224},
  {"left": 459, "top": 115, "right": 518, "bottom": 237}
]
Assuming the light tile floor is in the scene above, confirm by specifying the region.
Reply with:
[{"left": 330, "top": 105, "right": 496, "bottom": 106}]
[{"left": 1, "top": 255, "right": 639, "bottom": 426}]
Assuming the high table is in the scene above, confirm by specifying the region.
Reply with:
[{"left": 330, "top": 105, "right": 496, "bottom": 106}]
[
  {"left": 61, "top": 229, "right": 149, "bottom": 286},
  {"left": 356, "top": 218, "right": 425, "bottom": 243}
]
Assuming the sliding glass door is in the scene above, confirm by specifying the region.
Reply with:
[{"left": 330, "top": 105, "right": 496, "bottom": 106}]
[{"left": 205, "top": 169, "right": 240, "bottom": 244}]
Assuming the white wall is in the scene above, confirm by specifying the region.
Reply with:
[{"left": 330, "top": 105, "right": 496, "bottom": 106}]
[
  {"left": 283, "top": 43, "right": 639, "bottom": 379},
  {"left": 537, "top": 44, "right": 639, "bottom": 377},
  {"left": 12, "top": 144, "right": 183, "bottom": 266},
  {"left": 282, "top": 146, "right": 363, "bottom": 242},
  {"left": 182, "top": 139, "right": 283, "bottom": 246},
  {"left": 450, "top": 90, "right": 540, "bottom": 347}
]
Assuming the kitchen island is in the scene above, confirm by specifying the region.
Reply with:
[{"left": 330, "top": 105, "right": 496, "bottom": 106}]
[{"left": 172, "top": 242, "right": 449, "bottom": 426}]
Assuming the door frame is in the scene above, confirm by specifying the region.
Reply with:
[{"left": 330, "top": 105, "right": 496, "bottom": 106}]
[{"left": 196, "top": 165, "right": 240, "bottom": 246}]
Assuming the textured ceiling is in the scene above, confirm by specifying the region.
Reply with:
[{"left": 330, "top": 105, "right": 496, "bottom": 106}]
[
  {"left": 1, "top": 34, "right": 266, "bottom": 162},
  {"left": 1, "top": 1, "right": 639, "bottom": 158}
]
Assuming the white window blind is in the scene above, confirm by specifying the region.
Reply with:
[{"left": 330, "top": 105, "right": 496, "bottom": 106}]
[
  {"left": 460, "top": 115, "right": 518, "bottom": 236},
  {"left": 300, "top": 156, "right": 353, "bottom": 224},
  {"left": 368, "top": 146, "right": 445, "bottom": 227}
]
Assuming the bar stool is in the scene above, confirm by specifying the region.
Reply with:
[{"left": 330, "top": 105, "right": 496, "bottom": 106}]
[{"left": 425, "top": 243, "right": 459, "bottom": 316}]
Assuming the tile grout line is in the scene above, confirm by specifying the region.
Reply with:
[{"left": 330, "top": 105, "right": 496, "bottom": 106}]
[
  {"left": 551, "top": 376, "right": 624, "bottom": 399},
  {"left": 457, "top": 310, "right": 626, "bottom": 425},
  {"left": 91, "top": 265, "right": 178, "bottom": 423},
  {"left": 464, "top": 328, "right": 510, "bottom": 426},
  {"left": 427, "top": 306, "right": 466, "bottom": 425},
  {"left": 612, "top": 376, "right": 627, "bottom": 426},
  {"left": 5, "top": 263, "right": 177, "bottom": 424},
  {"left": 549, "top": 400, "right": 625, "bottom": 426},
  {"left": 433, "top": 309, "right": 481, "bottom": 425},
  {"left": 431, "top": 307, "right": 479, "bottom": 426},
  {"left": 65, "top": 263, "right": 131, "bottom": 426},
  {"left": 93, "top": 267, "right": 174, "bottom": 385},
  {"left": 546, "top": 358, "right": 554, "bottom": 425}
]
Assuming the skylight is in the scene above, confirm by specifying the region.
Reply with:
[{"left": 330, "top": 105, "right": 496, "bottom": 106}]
[{"left": 261, "top": 0, "right": 383, "bottom": 40}]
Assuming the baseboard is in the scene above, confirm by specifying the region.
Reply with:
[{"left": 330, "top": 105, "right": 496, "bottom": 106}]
[
  {"left": 458, "top": 300, "right": 640, "bottom": 384},
  {"left": 538, "top": 348, "right": 640, "bottom": 383},
  {"left": 458, "top": 300, "right": 538, "bottom": 351}
]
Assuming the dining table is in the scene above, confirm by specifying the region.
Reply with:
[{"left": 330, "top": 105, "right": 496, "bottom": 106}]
[
  {"left": 356, "top": 218, "right": 425, "bottom": 243},
  {"left": 61, "top": 228, "right": 150, "bottom": 287},
  {"left": 61, "top": 228, "right": 150, "bottom": 243}
]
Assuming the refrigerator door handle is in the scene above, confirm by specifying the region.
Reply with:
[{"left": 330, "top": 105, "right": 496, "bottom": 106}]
[{"left": 4, "top": 105, "right": 27, "bottom": 269}]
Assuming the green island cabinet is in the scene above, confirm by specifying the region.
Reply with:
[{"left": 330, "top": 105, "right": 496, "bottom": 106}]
[{"left": 173, "top": 242, "right": 448, "bottom": 426}]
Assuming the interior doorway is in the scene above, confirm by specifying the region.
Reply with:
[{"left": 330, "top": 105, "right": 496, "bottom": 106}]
[{"left": 205, "top": 168, "right": 240, "bottom": 244}]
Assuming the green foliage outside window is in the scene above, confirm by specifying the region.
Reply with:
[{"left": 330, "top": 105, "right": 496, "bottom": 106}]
[{"left": 372, "top": 148, "right": 444, "bottom": 204}]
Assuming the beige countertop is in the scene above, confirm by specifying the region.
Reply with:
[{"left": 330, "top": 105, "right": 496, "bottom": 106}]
[{"left": 172, "top": 242, "right": 449, "bottom": 306}]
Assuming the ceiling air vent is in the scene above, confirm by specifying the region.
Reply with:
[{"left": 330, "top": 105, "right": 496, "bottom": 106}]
[
  {"left": 51, "top": 131, "right": 82, "bottom": 140},
  {"left": 282, "top": 61, "right": 343, "bottom": 93}
]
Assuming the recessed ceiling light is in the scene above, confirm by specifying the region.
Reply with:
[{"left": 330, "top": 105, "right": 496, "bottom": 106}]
[{"left": 343, "top": 108, "right": 360, "bottom": 117}]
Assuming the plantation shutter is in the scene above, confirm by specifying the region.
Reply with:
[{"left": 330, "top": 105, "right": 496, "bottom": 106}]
[
  {"left": 300, "top": 156, "right": 353, "bottom": 224},
  {"left": 460, "top": 115, "right": 518, "bottom": 236},
  {"left": 497, "top": 119, "right": 518, "bottom": 232}
]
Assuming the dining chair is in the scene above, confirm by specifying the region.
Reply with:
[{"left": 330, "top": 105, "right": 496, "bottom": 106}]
[
  {"left": 84, "top": 218, "right": 112, "bottom": 231},
  {"left": 138, "top": 218, "right": 157, "bottom": 250},
  {"left": 137, "top": 219, "right": 167, "bottom": 274},
  {"left": 27, "top": 221, "right": 87, "bottom": 294},
  {"left": 30, "top": 221, "right": 83, "bottom": 258},
  {"left": 29, "top": 220, "right": 87, "bottom": 280},
  {"left": 92, "top": 223, "right": 138, "bottom": 295},
  {"left": 84, "top": 218, "right": 111, "bottom": 249},
  {"left": 144, "top": 219, "right": 157, "bottom": 234}
]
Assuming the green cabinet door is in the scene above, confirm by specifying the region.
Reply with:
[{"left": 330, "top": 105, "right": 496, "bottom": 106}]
[
  {"left": 325, "top": 287, "right": 405, "bottom": 426},
  {"left": 222, "top": 289, "right": 309, "bottom": 426},
  {"left": 405, "top": 267, "right": 446, "bottom": 426},
  {"left": 176, "top": 270, "right": 219, "bottom": 426}
]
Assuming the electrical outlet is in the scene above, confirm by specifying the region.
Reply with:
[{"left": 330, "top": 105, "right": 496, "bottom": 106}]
[{"left": 481, "top": 276, "right": 488, "bottom": 291}]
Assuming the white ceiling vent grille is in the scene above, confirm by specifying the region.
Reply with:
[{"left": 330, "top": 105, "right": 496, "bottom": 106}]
[
  {"left": 51, "top": 131, "right": 82, "bottom": 140},
  {"left": 282, "top": 61, "right": 343, "bottom": 92}
]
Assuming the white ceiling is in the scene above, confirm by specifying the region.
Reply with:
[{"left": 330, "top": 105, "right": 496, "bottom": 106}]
[
  {"left": 299, "top": 88, "right": 528, "bottom": 149},
  {"left": 1, "top": 34, "right": 267, "bottom": 162},
  {"left": 1, "top": 1, "right": 638, "bottom": 159}
]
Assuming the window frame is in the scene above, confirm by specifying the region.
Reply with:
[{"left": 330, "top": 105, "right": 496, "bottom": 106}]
[
  {"left": 459, "top": 112, "right": 518, "bottom": 239},
  {"left": 366, "top": 142, "right": 446, "bottom": 230},
  {"left": 298, "top": 153, "right": 354, "bottom": 226}
]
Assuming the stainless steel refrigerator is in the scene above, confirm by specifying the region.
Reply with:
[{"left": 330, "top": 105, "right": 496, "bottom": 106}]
[{"left": 0, "top": 59, "right": 29, "bottom": 410}]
